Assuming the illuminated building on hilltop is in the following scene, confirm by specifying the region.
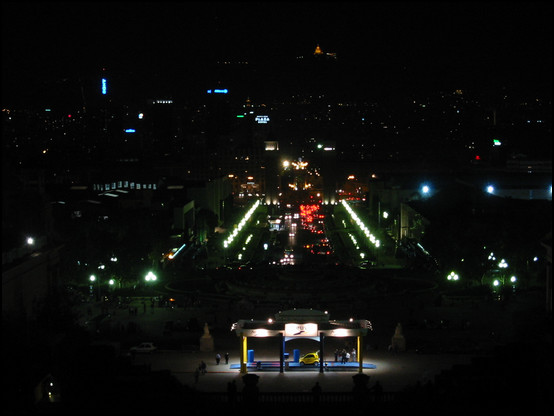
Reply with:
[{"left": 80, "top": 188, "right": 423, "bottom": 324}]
[
  {"left": 314, "top": 44, "right": 337, "bottom": 60},
  {"left": 297, "top": 44, "right": 337, "bottom": 60}
]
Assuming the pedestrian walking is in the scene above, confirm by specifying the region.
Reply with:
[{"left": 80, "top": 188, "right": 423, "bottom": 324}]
[
  {"left": 351, "top": 348, "right": 357, "bottom": 362},
  {"left": 200, "top": 361, "right": 207, "bottom": 374},
  {"left": 345, "top": 351, "right": 350, "bottom": 363},
  {"left": 334, "top": 349, "right": 339, "bottom": 362},
  {"left": 216, "top": 353, "right": 221, "bottom": 365},
  {"left": 225, "top": 352, "right": 230, "bottom": 364}
]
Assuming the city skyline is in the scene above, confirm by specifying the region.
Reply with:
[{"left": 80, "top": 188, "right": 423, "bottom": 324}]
[
  {"left": 2, "top": 1, "right": 552, "bottom": 107},
  {"left": 2, "top": 3, "right": 551, "bottom": 413}
]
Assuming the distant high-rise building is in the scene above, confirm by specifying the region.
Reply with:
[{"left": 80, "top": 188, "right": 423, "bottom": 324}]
[
  {"left": 204, "top": 84, "right": 234, "bottom": 147},
  {"left": 264, "top": 141, "right": 280, "bottom": 205}
]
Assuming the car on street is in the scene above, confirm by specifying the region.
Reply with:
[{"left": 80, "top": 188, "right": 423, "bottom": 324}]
[
  {"left": 299, "top": 351, "right": 320, "bottom": 366},
  {"left": 130, "top": 342, "right": 157, "bottom": 354}
]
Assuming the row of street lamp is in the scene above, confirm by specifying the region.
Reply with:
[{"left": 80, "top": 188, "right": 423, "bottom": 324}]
[
  {"left": 446, "top": 253, "right": 518, "bottom": 289},
  {"left": 223, "top": 199, "right": 260, "bottom": 249},
  {"left": 88, "top": 270, "right": 157, "bottom": 300},
  {"left": 341, "top": 200, "right": 380, "bottom": 253},
  {"left": 89, "top": 271, "right": 157, "bottom": 285}
]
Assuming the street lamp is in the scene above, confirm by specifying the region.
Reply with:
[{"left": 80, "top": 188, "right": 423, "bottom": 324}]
[
  {"left": 421, "top": 184, "right": 431, "bottom": 196},
  {"left": 447, "top": 271, "right": 459, "bottom": 281},
  {"left": 145, "top": 271, "right": 157, "bottom": 282},
  {"left": 89, "top": 275, "right": 100, "bottom": 300}
]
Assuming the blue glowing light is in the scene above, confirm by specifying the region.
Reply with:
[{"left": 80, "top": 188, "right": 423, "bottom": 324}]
[
  {"left": 124, "top": 129, "right": 136, "bottom": 133},
  {"left": 207, "top": 88, "right": 228, "bottom": 94},
  {"left": 101, "top": 78, "right": 107, "bottom": 95}
]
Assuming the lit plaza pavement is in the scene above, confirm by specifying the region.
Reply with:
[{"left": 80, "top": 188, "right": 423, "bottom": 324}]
[
  {"left": 78, "top": 291, "right": 512, "bottom": 395},
  {"left": 133, "top": 345, "right": 475, "bottom": 394}
]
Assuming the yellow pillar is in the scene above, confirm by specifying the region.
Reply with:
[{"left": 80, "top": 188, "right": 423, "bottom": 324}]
[
  {"left": 357, "top": 335, "right": 363, "bottom": 373},
  {"left": 240, "top": 336, "right": 248, "bottom": 373}
]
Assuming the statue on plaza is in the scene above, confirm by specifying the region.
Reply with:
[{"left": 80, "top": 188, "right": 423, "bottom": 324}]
[
  {"left": 390, "top": 322, "right": 406, "bottom": 352},
  {"left": 394, "top": 322, "right": 403, "bottom": 336},
  {"left": 199, "top": 322, "right": 214, "bottom": 351}
]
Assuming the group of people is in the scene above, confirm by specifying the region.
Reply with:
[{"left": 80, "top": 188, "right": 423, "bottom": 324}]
[
  {"left": 194, "top": 352, "right": 230, "bottom": 382},
  {"left": 334, "top": 348, "right": 357, "bottom": 363},
  {"left": 215, "top": 352, "right": 230, "bottom": 365}
]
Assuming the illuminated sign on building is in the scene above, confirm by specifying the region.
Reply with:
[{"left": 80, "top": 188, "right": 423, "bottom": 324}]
[
  {"left": 101, "top": 78, "right": 107, "bottom": 95},
  {"left": 207, "top": 89, "right": 228, "bottom": 94},
  {"left": 264, "top": 141, "right": 279, "bottom": 151},
  {"left": 124, "top": 129, "right": 136, "bottom": 133},
  {"left": 284, "top": 323, "right": 318, "bottom": 337},
  {"left": 255, "top": 115, "right": 270, "bottom": 124}
]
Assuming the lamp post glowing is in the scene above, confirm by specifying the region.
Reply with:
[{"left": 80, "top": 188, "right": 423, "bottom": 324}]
[
  {"left": 421, "top": 184, "right": 430, "bottom": 196},
  {"left": 145, "top": 271, "right": 157, "bottom": 282},
  {"left": 222, "top": 199, "right": 260, "bottom": 264},
  {"left": 447, "top": 271, "right": 459, "bottom": 281},
  {"left": 89, "top": 275, "right": 99, "bottom": 300}
]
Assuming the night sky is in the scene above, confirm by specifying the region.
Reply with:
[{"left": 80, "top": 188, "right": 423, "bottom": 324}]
[{"left": 2, "top": 1, "right": 552, "bottom": 105}]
